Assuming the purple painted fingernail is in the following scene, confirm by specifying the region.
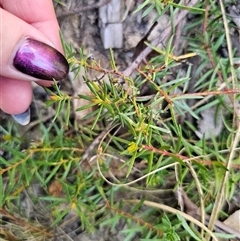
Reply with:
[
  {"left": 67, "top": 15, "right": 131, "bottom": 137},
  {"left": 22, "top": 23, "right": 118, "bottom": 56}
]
[{"left": 13, "top": 38, "right": 69, "bottom": 80}]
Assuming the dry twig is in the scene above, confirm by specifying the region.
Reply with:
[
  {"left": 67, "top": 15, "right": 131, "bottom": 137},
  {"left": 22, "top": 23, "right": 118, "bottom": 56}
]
[{"left": 179, "top": 190, "right": 240, "bottom": 239}]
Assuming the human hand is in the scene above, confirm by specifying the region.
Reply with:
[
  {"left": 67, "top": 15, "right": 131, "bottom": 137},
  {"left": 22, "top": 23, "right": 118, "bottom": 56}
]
[{"left": 0, "top": 0, "right": 69, "bottom": 125}]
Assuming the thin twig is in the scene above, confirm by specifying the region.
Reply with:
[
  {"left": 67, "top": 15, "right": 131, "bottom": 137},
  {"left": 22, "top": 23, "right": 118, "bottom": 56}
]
[
  {"left": 181, "top": 191, "right": 240, "bottom": 239},
  {"left": 181, "top": 157, "right": 205, "bottom": 235},
  {"left": 77, "top": 121, "right": 115, "bottom": 166},
  {"left": 127, "top": 199, "right": 219, "bottom": 241},
  {"left": 206, "top": 0, "right": 240, "bottom": 238},
  {"left": 0, "top": 208, "right": 53, "bottom": 238}
]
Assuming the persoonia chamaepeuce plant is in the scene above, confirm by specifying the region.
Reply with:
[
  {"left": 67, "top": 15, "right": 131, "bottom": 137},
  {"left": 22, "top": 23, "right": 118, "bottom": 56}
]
[{"left": 1, "top": 0, "right": 240, "bottom": 240}]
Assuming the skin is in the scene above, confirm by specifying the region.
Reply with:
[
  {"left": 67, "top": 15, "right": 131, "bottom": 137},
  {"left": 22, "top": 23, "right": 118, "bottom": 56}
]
[{"left": 0, "top": 0, "right": 63, "bottom": 114}]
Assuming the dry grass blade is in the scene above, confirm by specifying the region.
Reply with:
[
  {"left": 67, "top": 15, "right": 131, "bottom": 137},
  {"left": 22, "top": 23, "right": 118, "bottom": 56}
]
[
  {"left": 127, "top": 199, "right": 218, "bottom": 241},
  {"left": 206, "top": 0, "right": 240, "bottom": 239}
]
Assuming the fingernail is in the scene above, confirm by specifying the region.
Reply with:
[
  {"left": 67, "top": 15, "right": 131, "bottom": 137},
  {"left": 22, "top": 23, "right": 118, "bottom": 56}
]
[
  {"left": 12, "top": 108, "right": 30, "bottom": 125},
  {"left": 13, "top": 38, "right": 69, "bottom": 80}
]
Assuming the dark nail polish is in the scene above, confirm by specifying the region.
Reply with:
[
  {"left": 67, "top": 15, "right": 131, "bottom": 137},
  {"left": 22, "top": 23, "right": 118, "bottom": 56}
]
[
  {"left": 13, "top": 38, "right": 69, "bottom": 80},
  {"left": 12, "top": 108, "right": 30, "bottom": 125}
]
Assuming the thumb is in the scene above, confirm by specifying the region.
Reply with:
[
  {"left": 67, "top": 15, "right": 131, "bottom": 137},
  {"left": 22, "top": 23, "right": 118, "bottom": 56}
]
[
  {"left": 0, "top": 8, "right": 69, "bottom": 82},
  {"left": 0, "top": 77, "right": 32, "bottom": 115}
]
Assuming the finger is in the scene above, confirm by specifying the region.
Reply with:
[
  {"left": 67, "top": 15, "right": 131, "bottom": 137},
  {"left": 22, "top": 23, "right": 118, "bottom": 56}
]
[
  {"left": 0, "top": 0, "right": 62, "bottom": 51},
  {"left": 0, "top": 9, "right": 69, "bottom": 82},
  {"left": 0, "top": 77, "right": 32, "bottom": 114}
]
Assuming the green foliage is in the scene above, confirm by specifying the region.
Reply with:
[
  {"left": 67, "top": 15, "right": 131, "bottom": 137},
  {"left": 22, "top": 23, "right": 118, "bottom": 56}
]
[{"left": 1, "top": 0, "right": 240, "bottom": 240}]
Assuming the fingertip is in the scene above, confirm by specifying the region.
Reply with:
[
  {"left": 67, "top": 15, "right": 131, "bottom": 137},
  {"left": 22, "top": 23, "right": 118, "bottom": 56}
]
[
  {"left": 1, "top": 0, "right": 63, "bottom": 52},
  {"left": 0, "top": 77, "right": 32, "bottom": 115}
]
